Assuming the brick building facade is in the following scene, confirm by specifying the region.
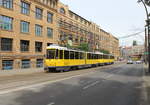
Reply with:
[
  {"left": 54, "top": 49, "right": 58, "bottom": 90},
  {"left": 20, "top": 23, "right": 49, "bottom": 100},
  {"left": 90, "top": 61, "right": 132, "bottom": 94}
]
[{"left": 0, "top": 0, "right": 119, "bottom": 70}]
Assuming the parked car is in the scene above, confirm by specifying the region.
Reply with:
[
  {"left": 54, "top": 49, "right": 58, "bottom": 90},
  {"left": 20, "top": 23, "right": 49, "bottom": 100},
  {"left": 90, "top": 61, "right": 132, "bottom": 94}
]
[
  {"left": 127, "top": 60, "right": 133, "bottom": 64},
  {"left": 135, "top": 60, "right": 142, "bottom": 64}
]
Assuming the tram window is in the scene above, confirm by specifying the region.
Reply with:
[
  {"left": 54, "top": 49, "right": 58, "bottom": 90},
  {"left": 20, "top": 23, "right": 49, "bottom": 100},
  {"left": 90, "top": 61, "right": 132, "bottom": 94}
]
[
  {"left": 87, "top": 53, "right": 89, "bottom": 59},
  {"left": 106, "top": 55, "right": 108, "bottom": 59},
  {"left": 104, "top": 55, "right": 105, "bottom": 59},
  {"left": 97, "top": 54, "right": 99, "bottom": 59},
  {"left": 89, "top": 53, "right": 92, "bottom": 59},
  {"left": 80, "top": 52, "right": 84, "bottom": 59},
  {"left": 59, "top": 50, "right": 63, "bottom": 59},
  {"left": 96, "top": 54, "right": 98, "bottom": 59},
  {"left": 75, "top": 52, "right": 79, "bottom": 59},
  {"left": 94, "top": 54, "right": 96, "bottom": 59},
  {"left": 93, "top": 54, "right": 95, "bottom": 59},
  {"left": 103, "top": 55, "right": 106, "bottom": 59},
  {"left": 64, "top": 50, "right": 69, "bottom": 59},
  {"left": 70, "top": 51, "right": 74, "bottom": 59},
  {"left": 46, "top": 49, "right": 55, "bottom": 59},
  {"left": 110, "top": 56, "right": 112, "bottom": 59},
  {"left": 55, "top": 49, "right": 59, "bottom": 59},
  {"left": 92, "top": 54, "right": 94, "bottom": 59},
  {"left": 100, "top": 55, "right": 103, "bottom": 59},
  {"left": 95, "top": 54, "right": 97, "bottom": 59}
]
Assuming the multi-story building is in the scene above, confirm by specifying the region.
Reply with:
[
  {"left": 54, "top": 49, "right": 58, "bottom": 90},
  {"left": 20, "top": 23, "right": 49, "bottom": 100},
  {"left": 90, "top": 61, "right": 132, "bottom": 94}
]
[
  {"left": 109, "top": 34, "right": 120, "bottom": 58},
  {"left": 0, "top": 0, "right": 119, "bottom": 70},
  {"left": 120, "top": 45, "right": 144, "bottom": 59},
  {"left": 0, "top": 0, "right": 59, "bottom": 70},
  {"left": 57, "top": 2, "right": 95, "bottom": 51}
]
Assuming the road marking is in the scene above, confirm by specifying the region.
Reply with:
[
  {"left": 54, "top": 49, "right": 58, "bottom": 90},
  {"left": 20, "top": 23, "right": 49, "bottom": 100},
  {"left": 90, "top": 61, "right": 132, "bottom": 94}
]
[
  {"left": 47, "top": 102, "right": 55, "bottom": 105},
  {"left": 83, "top": 81, "right": 100, "bottom": 90},
  {"left": 0, "top": 72, "right": 95, "bottom": 95},
  {"left": 105, "top": 75, "right": 114, "bottom": 79}
]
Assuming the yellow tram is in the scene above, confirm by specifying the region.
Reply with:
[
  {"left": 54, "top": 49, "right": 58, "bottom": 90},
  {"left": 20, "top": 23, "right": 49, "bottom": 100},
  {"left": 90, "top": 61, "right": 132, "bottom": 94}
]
[{"left": 44, "top": 45, "right": 115, "bottom": 72}]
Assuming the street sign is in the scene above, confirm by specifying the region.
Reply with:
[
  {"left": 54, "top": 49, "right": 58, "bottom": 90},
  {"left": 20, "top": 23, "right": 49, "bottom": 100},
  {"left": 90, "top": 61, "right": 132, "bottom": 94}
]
[
  {"left": 144, "top": 52, "right": 149, "bottom": 55},
  {"left": 145, "top": 0, "right": 150, "bottom": 6}
]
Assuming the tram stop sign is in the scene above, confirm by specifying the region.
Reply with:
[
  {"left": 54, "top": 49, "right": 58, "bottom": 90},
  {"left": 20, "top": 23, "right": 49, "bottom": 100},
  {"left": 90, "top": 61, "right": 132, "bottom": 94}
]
[{"left": 145, "top": 0, "right": 150, "bottom": 6}]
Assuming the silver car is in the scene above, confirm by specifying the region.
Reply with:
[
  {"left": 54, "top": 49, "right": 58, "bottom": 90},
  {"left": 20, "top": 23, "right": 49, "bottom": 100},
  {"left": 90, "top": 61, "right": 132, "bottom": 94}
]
[{"left": 127, "top": 60, "right": 133, "bottom": 64}]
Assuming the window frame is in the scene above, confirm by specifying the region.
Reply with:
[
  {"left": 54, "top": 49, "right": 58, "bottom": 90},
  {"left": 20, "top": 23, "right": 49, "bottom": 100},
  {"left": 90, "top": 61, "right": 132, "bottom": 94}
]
[
  {"left": 20, "top": 20, "right": 29, "bottom": 33},
  {"left": 21, "top": 1, "right": 30, "bottom": 15},
  {"left": 21, "top": 59, "right": 30, "bottom": 69},
  {"left": 2, "top": 60, "right": 13, "bottom": 70},
  {"left": 47, "top": 27, "right": 53, "bottom": 38},
  {"left": 35, "top": 24, "right": 42, "bottom": 36},
  {"left": 35, "top": 7, "right": 43, "bottom": 19},
  {"left": 0, "top": 0, "right": 13, "bottom": 9},
  {"left": 36, "top": 59, "right": 43, "bottom": 68},
  {"left": 47, "top": 12, "right": 53, "bottom": 23},
  {"left": 20, "top": 40, "right": 30, "bottom": 52},
  {"left": 0, "top": 15, "right": 13, "bottom": 31},
  {"left": 35, "top": 41, "right": 42, "bottom": 52},
  {"left": 0, "top": 38, "right": 13, "bottom": 51}
]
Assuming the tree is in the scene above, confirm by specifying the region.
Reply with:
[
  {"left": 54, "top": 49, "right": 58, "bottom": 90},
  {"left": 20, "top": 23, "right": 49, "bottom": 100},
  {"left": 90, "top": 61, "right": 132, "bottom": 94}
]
[
  {"left": 77, "top": 43, "right": 89, "bottom": 51},
  {"left": 99, "top": 49, "right": 110, "bottom": 54},
  {"left": 65, "top": 43, "right": 89, "bottom": 51},
  {"left": 133, "top": 40, "right": 137, "bottom": 46}
]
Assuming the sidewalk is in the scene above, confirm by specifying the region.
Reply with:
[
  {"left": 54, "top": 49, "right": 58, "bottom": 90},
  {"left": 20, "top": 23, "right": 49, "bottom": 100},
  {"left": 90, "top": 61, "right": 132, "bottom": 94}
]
[
  {"left": 0, "top": 68, "right": 44, "bottom": 77},
  {"left": 0, "top": 61, "right": 123, "bottom": 77},
  {"left": 143, "top": 63, "right": 150, "bottom": 105}
]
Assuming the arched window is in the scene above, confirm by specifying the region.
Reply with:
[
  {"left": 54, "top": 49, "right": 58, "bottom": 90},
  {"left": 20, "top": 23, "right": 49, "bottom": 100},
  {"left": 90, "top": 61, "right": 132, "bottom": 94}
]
[{"left": 60, "top": 8, "right": 65, "bottom": 14}]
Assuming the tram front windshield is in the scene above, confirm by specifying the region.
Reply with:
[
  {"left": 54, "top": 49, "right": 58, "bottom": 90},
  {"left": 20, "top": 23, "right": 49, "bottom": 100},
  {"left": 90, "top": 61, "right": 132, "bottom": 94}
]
[{"left": 46, "top": 49, "right": 55, "bottom": 59}]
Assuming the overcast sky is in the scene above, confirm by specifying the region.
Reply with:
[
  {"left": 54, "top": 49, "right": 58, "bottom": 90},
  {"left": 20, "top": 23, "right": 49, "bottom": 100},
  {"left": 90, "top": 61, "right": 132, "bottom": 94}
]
[{"left": 60, "top": 0, "right": 146, "bottom": 46}]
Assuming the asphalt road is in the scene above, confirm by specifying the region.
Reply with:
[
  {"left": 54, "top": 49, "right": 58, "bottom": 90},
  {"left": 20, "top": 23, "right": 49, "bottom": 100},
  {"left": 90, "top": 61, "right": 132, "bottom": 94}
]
[{"left": 0, "top": 64, "right": 145, "bottom": 105}]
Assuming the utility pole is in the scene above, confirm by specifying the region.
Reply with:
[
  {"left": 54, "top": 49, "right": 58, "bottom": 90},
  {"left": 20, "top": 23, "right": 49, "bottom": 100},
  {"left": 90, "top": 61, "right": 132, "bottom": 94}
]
[{"left": 138, "top": 0, "right": 150, "bottom": 72}]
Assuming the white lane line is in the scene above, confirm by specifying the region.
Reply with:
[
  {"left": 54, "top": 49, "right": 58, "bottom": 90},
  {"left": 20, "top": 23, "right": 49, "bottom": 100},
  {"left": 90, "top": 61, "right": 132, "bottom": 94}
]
[
  {"left": 47, "top": 102, "right": 55, "bottom": 105},
  {"left": 105, "top": 75, "right": 114, "bottom": 79},
  {"left": 83, "top": 81, "right": 100, "bottom": 90},
  {"left": 0, "top": 72, "right": 95, "bottom": 95}
]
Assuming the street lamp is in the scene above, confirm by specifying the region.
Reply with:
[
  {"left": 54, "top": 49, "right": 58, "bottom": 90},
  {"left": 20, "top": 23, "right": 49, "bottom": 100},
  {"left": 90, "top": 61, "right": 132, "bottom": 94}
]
[{"left": 138, "top": 0, "right": 150, "bottom": 72}]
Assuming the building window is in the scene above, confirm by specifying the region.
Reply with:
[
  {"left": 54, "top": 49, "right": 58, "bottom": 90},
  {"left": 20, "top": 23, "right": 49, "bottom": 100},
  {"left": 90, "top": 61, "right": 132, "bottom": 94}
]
[
  {"left": 20, "top": 21, "right": 29, "bottom": 33},
  {"left": 21, "top": 59, "right": 30, "bottom": 68},
  {"left": 35, "top": 41, "right": 42, "bottom": 52},
  {"left": 0, "top": 0, "right": 13, "bottom": 9},
  {"left": 36, "top": 59, "right": 43, "bottom": 68},
  {"left": 2, "top": 60, "right": 13, "bottom": 70},
  {"left": 75, "top": 15, "right": 78, "bottom": 20},
  {"left": 20, "top": 40, "right": 29, "bottom": 52},
  {"left": 69, "top": 12, "right": 73, "bottom": 18},
  {"left": 1, "top": 38, "right": 13, "bottom": 51},
  {"left": 35, "top": 7, "right": 43, "bottom": 19},
  {"left": 0, "top": 15, "right": 13, "bottom": 30},
  {"left": 21, "top": 1, "right": 30, "bottom": 15},
  {"left": 60, "top": 8, "right": 65, "bottom": 14},
  {"left": 35, "top": 24, "right": 42, "bottom": 36},
  {"left": 47, "top": 12, "right": 53, "bottom": 23},
  {"left": 47, "top": 27, "right": 53, "bottom": 38}
]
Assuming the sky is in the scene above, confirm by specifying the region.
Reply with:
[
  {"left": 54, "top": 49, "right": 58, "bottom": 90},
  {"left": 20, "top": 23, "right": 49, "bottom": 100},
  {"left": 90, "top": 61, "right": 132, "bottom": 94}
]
[{"left": 60, "top": 0, "right": 147, "bottom": 46}]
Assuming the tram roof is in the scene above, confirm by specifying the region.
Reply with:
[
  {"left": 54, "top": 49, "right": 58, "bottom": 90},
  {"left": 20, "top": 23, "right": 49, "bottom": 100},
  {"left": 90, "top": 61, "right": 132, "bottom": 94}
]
[
  {"left": 47, "top": 45, "right": 68, "bottom": 50},
  {"left": 47, "top": 45, "right": 85, "bottom": 52}
]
